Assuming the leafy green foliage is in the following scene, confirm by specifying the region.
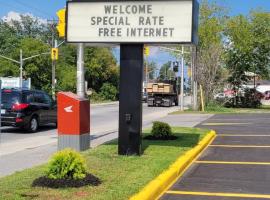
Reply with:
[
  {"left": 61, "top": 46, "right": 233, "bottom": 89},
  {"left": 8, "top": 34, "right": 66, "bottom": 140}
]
[
  {"left": 99, "top": 82, "right": 118, "bottom": 101},
  {"left": 151, "top": 121, "right": 173, "bottom": 139},
  {"left": 158, "top": 61, "right": 175, "bottom": 81},
  {"left": 144, "top": 60, "right": 157, "bottom": 80},
  {"left": 0, "top": 16, "right": 119, "bottom": 100},
  {"left": 46, "top": 148, "right": 87, "bottom": 180},
  {"left": 224, "top": 88, "right": 263, "bottom": 108},
  {"left": 225, "top": 12, "right": 270, "bottom": 89},
  {"left": 0, "top": 127, "right": 208, "bottom": 200},
  {"left": 196, "top": 0, "right": 228, "bottom": 104}
]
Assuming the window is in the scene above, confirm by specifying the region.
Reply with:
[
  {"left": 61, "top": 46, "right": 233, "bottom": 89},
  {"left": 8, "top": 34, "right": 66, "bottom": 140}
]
[
  {"left": 43, "top": 93, "right": 52, "bottom": 105},
  {"left": 34, "top": 92, "right": 45, "bottom": 104},
  {"left": 22, "top": 93, "right": 34, "bottom": 103}
]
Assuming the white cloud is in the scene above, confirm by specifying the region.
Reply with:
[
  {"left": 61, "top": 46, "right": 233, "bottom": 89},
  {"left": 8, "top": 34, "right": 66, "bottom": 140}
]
[{"left": 1, "top": 11, "right": 47, "bottom": 24}]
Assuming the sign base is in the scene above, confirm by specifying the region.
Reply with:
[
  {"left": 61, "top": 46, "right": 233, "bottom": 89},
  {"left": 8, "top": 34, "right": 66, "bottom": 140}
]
[
  {"left": 58, "top": 133, "right": 90, "bottom": 151},
  {"left": 118, "top": 44, "right": 143, "bottom": 155}
]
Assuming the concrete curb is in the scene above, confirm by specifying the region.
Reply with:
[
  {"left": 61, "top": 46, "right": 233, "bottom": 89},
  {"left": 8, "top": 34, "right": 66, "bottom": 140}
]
[
  {"left": 90, "top": 101, "right": 118, "bottom": 107},
  {"left": 129, "top": 130, "right": 216, "bottom": 200}
]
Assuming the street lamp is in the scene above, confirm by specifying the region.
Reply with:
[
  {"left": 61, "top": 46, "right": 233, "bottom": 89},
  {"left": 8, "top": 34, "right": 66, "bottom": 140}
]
[{"left": 0, "top": 50, "right": 50, "bottom": 88}]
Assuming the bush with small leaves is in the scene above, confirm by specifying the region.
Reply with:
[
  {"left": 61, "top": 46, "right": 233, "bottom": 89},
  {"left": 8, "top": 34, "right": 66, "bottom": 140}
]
[
  {"left": 46, "top": 148, "right": 87, "bottom": 180},
  {"left": 151, "top": 121, "right": 173, "bottom": 139}
]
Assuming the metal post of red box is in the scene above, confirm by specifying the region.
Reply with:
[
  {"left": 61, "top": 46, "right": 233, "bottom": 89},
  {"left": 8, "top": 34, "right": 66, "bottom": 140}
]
[{"left": 57, "top": 92, "right": 90, "bottom": 151}]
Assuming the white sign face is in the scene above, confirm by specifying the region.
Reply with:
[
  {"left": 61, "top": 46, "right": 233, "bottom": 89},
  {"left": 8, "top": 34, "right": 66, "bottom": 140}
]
[
  {"left": 0, "top": 77, "right": 31, "bottom": 89},
  {"left": 67, "top": 1, "right": 197, "bottom": 44}
]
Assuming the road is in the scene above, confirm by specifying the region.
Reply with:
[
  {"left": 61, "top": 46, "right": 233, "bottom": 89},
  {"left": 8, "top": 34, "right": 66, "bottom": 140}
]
[
  {"left": 0, "top": 103, "right": 179, "bottom": 145},
  {"left": 0, "top": 102, "right": 183, "bottom": 177}
]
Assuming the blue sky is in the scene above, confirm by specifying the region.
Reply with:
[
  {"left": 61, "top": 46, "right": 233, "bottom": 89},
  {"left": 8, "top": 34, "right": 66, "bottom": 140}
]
[
  {"left": 0, "top": 0, "right": 269, "bottom": 78},
  {"left": 0, "top": 0, "right": 269, "bottom": 19}
]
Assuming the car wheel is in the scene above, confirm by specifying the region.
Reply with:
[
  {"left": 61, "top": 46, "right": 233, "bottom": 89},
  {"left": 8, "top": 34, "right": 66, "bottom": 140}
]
[{"left": 26, "top": 116, "right": 39, "bottom": 133}]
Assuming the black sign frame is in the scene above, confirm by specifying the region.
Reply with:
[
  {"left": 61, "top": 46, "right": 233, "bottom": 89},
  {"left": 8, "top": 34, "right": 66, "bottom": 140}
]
[{"left": 66, "top": 0, "right": 199, "bottom": 45}]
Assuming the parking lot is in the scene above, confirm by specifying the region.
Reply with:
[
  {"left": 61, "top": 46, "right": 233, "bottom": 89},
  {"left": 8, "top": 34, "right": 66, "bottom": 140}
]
[{"left": 160, "top": 114, "right": 270, "bottom": 200}]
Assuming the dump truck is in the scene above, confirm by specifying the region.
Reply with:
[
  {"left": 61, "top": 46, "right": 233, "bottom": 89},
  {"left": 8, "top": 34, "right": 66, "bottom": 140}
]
[{"left": 146, "top": 81, "right": 178, "bottom": 107}]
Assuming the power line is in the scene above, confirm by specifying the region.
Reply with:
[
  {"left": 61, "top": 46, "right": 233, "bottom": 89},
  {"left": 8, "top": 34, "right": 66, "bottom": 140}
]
[
  {"left": 13, "top": 0, "right": 53, "bottom": 19},
  {"left": 0, "top": 1, "right": 27, "bottom": 14}
]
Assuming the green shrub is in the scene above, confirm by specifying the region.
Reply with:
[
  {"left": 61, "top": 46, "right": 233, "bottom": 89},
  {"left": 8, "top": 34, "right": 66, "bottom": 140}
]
[
  {"left": 46, "top": 148, "right": 87, "bottom": 180},
  {"left": 151, "top": 121, "right": 172, "bottom": 138},
  {"left": 90, "top": 90, "right": 105, "bottom": 102},
  {"left": 224, "top": 88, "right": 262, "bottom": 108},
  {"left": 100, "top": 82, "right": 118, "bottom": 101}
]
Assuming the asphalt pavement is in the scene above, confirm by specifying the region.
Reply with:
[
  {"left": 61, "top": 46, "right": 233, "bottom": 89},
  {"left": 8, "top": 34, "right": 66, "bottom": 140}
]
[
  {"left": 160, "top": 113, "right": 270, "bottom": 200},
  {"left": 0, "top": 99, "right": 205, "bottom": 177}
]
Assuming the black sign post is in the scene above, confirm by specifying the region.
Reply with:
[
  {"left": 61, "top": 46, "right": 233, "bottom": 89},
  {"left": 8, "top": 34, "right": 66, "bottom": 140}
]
[
  {"left": 118, "top": 44, "right": 144, "bottom": 155},
  {"left": 67, "top": 0, "right": 199, "bottom": 156}
]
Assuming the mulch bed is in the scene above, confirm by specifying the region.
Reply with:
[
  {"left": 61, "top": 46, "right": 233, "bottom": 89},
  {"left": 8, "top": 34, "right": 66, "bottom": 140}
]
[
  {"left": 144, "top": 135, "right": 178, "bottom": 140},
  {"left": 32, "top": 173, "right": 101, "bottom": 188}
]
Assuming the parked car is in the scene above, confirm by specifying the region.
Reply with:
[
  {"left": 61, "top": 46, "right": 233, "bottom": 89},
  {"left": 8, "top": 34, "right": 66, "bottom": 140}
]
[
  {"left": 214, "top": 93, "right": 226, "bottom": 100},
  {"left": 0, "top": 88, "right": 57, "bottom": 132}
]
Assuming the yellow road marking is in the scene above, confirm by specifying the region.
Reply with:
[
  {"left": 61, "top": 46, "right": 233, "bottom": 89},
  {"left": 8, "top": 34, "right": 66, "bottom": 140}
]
[
  {"left": 218, "top": 134, "right": 270, "bottom": 137},
  {"left": 210, "top": 145, "right": 270, "bottom": 148},
  {"left": 155, "top": 133, "right": 217, "bottom": 200},
  {"left": 166, "top": 191, "right": 270, "bottom": 199},
  {"left": 202, "top": 123, "right": 251, "bottom": 126},
  {"left": 195, "top": 161, "right": 270, "bottom": 165}
]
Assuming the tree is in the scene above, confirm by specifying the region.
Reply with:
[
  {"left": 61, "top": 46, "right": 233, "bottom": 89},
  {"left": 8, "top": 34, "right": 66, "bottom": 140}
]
[
  {"left": 18, "top": 38, "right": 51, "bottom": 91},
  {"left": 197, "top": 0, "right": 228, "bottom": 104},
  {"left": 225, "top": 11, "right": 270, "bottom": 91},
  {"left": 144, "top": 60, "right": 157, "bottom": 81},
  {"left": 84, "top": 47, "right": 119, "bottom": 93},
  {"left": 158, "top": 61, "right": 175, "bottom": 81},
  {"left": 0, "top": 15, "right": 119, "bottom": 100}
]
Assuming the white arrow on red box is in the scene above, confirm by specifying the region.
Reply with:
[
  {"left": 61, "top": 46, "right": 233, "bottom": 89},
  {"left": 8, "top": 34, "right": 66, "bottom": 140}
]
[{"left": 64, "top": 105, "right": 73, "bottom": 113}]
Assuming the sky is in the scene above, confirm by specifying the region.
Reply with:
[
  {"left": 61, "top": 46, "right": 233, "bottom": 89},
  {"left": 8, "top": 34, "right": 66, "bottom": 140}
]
[
  {"left": 0, "top": 0, "right": 269, "bottom": 78},
  {"left": 0, "top": 0, "right": 269, "bottom": 20}
]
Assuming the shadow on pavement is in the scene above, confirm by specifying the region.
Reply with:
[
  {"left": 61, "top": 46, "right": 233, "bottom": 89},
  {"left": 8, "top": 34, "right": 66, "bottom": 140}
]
[{"left": 1, "top": 124, "right": 57, "bottom": 134}]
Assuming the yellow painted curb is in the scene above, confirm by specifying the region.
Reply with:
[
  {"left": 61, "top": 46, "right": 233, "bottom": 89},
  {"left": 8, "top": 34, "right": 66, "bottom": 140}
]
[{"left": 130, "top": 130, "right": 216, "bottom": 200}]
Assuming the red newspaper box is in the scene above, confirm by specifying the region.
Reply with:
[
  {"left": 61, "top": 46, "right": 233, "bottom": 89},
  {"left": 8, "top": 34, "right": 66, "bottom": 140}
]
[{"left": 57, "top": 92, "right": 90, "bottom": 151}]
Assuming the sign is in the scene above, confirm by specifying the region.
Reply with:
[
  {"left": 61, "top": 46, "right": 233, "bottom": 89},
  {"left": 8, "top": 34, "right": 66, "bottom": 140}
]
[
  {"left": 66, "top": 0, "right": 198, "bottom": 44},
  {"left": 0, "top": 77, "right": 31, "bottom": 89},
  {"left": 64, "top": 105, "right": 73, "bottom": 113}
]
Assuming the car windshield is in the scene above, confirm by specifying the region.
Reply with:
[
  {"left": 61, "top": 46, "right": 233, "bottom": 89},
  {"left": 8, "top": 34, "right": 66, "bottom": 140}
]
[{"left": 1, "top": 90, "right": 22, "bottom": 109}]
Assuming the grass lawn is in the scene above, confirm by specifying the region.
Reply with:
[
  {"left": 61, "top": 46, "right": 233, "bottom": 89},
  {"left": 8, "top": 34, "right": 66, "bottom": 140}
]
[
  {"left": 0, "top": 127, "right": 209, "bottom": 200},
  {"left": 170, "top": 105, "right": 270, "bottom": 115}
]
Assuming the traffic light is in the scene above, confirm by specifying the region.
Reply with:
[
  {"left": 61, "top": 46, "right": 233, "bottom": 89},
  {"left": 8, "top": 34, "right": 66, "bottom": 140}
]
[
  {"left": 56, "top": 9, "right": 66, "bottom": 37},
  {"left": 173, "top": 61, "right": 179, "bottom": 72},
  {"left": 51, "top": 48, "right": 59, "bottom": 60},
  {"left": 144, "top": 46, "right": 150, "bottom": 56}
]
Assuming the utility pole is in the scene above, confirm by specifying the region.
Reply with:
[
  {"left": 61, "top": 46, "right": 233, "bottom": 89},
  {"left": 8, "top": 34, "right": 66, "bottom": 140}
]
[
  {"left": 52, "top": 40, "right": 57, "bottom": 100},
  {"left": 194, "top": 46, "right": 198, "bottom": 110},
  {"left": 190, "top": 46, "right": 194, "bottom": 108},
  {"left": 0, "top": 80, "right": 2, "bottom": 144},
  {"left": 19, "top": 49, "right": 23, "bottom": 88},
  {"left": 180, "top": 46, "right": 185, "bottom": 111},
  {"left": 77, "top": 43, "right": 85, "bottom": 98}
]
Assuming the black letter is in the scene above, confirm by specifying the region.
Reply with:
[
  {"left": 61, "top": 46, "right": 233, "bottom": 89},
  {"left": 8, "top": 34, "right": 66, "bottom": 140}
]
[
  {"left": 98, "top": 28, "right": 104, "bottom": 36},
  {"left": 91, "top": 17, "right": 96, "bottom": 25},
  {"left": 169, "top": 28, "right": 174, "bottom": 37},
  {"left": 104, "top": 5, "right": 112, "bottom": 14},
  {"left": 147, "top": 5, "right": 152, "bottom": 14},
  {"left": 139, "top": 16, "right": 144, "bottom": 25}
]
